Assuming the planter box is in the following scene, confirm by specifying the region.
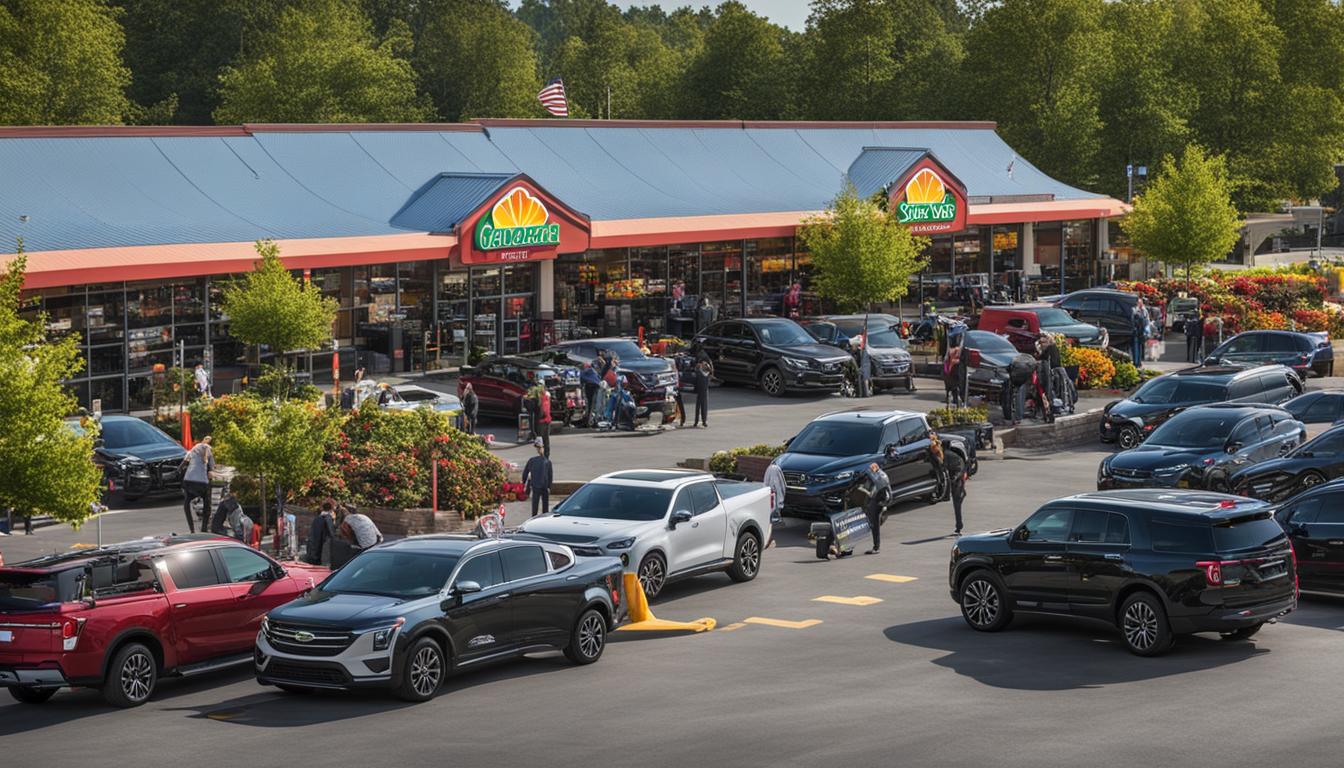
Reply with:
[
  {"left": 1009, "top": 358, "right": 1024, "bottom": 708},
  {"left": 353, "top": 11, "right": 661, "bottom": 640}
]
[
  {"left": 937, "top": 421, "right": 995, "bottom": 451},
  {"left": 734, "top": 455, "right": 775, "bottom": 482}
]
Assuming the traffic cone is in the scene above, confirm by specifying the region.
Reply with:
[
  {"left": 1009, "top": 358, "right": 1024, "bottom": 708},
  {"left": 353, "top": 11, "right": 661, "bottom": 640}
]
[
  {"left": 615, "top": 572, "right": 715, "bottom": 634},
  {"left": 181, "top": 411, "right": 193, "bottom": 449}
]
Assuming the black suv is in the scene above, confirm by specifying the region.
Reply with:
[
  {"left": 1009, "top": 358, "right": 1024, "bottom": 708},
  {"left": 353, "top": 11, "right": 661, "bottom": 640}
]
[
  {"left": 256, "top": 536, "right": 625, "bottom": 702},
  {"left": 1099, "top": 404, "right": 1305, "bottom": 492},
  {"left": 68, "top": 415, "right": 187, "bottom": 501},
  {"left": 1101, "top": 365, "right": 1303, "bottom": 449},
  {"left": 950, "top": 489, "right": 1297, "bottom": 656},
  {"left": 1054, "top": 288, "right": 1144, "bottom": 351},
  {"left": 771, "top": 410, "right": 975, "bottom": 518},
  {"left": 1273, "top": 480, "right": 1344, "bottom": 596},
  {"left": 692, "top": 318, "right": 852, "bottom": 396},
  {"left": 1204, "top": 330, "right": 1334, "bottom": 379}
]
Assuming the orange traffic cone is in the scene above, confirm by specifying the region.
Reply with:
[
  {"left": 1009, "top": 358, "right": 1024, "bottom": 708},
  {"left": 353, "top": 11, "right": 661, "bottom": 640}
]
[{"left": 181, "top": 411, "right": 194, "bottom": 449}]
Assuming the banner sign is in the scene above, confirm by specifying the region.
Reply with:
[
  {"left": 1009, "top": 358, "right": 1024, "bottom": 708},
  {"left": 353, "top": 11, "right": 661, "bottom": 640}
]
[
  {"left": 889, "top": 156, "right": 969, "bottom": 235},
  {"left": 828, "top": 506, "right": 872, "bottom": 552}
]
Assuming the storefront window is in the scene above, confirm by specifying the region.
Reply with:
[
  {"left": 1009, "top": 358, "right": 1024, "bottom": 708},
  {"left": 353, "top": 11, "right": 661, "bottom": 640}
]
[
  {"left": 88, "top": 344, "right": 127, "bottom": 377},
  {"left": 666, "top": 245, "right": 700, "bottom": 338},
  {"left": 793, "top": 245, "right": 823, "bottom": 316},
  {"left": 991, "top": 225, "right": 1021, "bottom": 301},
  {"left": 89, "top": 377, "right": 124, "bottom": 413},
  {"left": 436, "top": 270, "right": 469, "bottom": 361},
  {"left": 745, "top": 238, "right": 793, "bottom": 317},
  {"left": 1063, "top": 220, "right": 1095, "bottom": 293},
  {"left": 172, "top": 280, "right": 206, "bottom": 324},
  {"left": 918, "top": 236, "right": 955, "bottom": 305},
  {"left": 86, "top": 289, "right": 124, "bottom": 344},
  {"left": 629, "top": 246, "right": 668, "bottom": 334},
  {"left": 1033, "top": 224, "right": 1063, "bottom": 298},
  {"left": 700, "top": 241, "right": 743, "bottom": 320},
  {"left": 952, "top": 230, "right": 985, "bottom": 280}
]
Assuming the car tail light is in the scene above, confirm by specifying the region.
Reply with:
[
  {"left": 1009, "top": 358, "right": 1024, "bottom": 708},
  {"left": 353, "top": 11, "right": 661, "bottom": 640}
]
[
  {"left": 1196, "top": 560, "right": 1223, "bottom": 586},
  {"left": 61, "top": 617, "right": 86, "bottom": 651},
  {"left": 1289, "top": 542, "right": 1300, "bottom": 599},
  {"left": 770, "top": 489, "right": 777, "bottom": 511}
]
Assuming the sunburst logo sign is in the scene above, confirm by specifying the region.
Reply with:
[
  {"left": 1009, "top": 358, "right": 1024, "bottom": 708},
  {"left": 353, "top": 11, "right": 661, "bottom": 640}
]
[
  {"left": 475, "top": 187, "right": 562, "bottom": 251},
  {"left": 896, "top": 168, "right": 958, "bottom": 226}
]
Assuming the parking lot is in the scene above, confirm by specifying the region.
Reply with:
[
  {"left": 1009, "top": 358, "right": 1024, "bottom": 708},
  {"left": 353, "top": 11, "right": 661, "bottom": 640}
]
[{"left": 4, "top": 384, "right": 1344, "bottom": 767}]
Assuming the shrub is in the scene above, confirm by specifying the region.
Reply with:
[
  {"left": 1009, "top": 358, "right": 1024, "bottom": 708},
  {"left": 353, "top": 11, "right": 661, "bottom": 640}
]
[
  {"left": 1111, "top": 360, "right": 1140, "bottom": 390},
  {"left": 709, "top": 443, "right": 786, "bottom": 475},
  {"left": 188, "top": 393, "right": 264, "bottom": 441},
  {"left": 926, "top": 405, "right": 989, "bottom": 428},
  {"left": 1062, "top": 345, "right": 1115, "bottom": 389},
  {"left": 1292, "top": 308, "right": 1330, "bottom": 332}
]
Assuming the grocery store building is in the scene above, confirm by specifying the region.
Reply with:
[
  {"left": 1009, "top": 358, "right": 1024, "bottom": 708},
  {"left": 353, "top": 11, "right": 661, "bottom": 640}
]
[{"left": 0, "top": 120, "right": 1126, "bottom": 412}]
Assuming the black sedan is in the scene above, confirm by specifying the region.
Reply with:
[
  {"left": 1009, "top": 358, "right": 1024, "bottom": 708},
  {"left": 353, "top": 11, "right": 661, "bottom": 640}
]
[
  {"left": 1098, "top": 404, "right": 1305, "bottom": 492},
  {"left": 1231, "top": 424, "right": 1344, "bottom": 502},
  {"left": 68, "top": 415, "right": 187, "bottom": 501},
  {"left": 1280, "top": 390, "right": 1344, "bottom": 425},
  {"left": 1204, "top": 329, "right": 1333, "bottom": 378}
]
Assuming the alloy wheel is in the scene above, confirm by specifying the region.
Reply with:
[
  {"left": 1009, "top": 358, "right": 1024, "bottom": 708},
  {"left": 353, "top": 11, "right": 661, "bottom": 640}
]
[
  {"left": 739, "top": 536, "right": 760, "bottom": 577},
  {"left": 1302, "top": 473, "right": 1324, "bottom": 490},
  {"left": 638, "top": 556, "right": 665, "bottom": 598},
  {"left": 1123, "top": 601, "right": 1159, "bottom": 651},
  {"left": 1118, "top": 426, "right": 1140, "bottom": 450},
  {"left": 120, "top": 651, "right": 154, "bottom": 703},
  {"left": 761, "top": 370, "right": 784, "bottom": 396},
  {"left": 962, "top": 578, "right": 999, "bottom": 627},
  {"left": 577, "top": 613, "right": 605, "bottom": 659},
  {"left": 410, "top": 646, "right": 442, "bottom": 698}
]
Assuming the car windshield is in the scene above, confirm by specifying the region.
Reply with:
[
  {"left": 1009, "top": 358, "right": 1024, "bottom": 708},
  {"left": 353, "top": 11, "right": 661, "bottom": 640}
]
[
  {"left": 1146, "top": 413, "right": 1241, "bottom": 449},
  {"left": 318, "top": 551, "right": 459, "bottom": 599},
  {"left": 596, "top": 341, "right": 645, "bottom": 359},
  {"left": 398, "top": 389, "right": 438, "bottom": 402},
  {"left": 1131, "top": 377, "right": 1227, "bottom": 404},
  {"left": 966, "top": 331, "right": 1017, "bottom": 355},
  {"left": 553, "top": 483, "right": 672, "bottom": 521},
  {"left": 0, "top": 569, "right": 79, "bottom": 609},
  {"left": 1030, "top": 308, "right": 1081, "bottom": 327},
  {"left": 1214, "top": 515, "right": 1286, "bottom": 552},
  {"left": 100, "top": 419, "right": 177, "bottom": 450},
  {"left": 754, "top": 321, "right": 817, "bottom": 347},
  {"left": 788, "top": 421, "right": 881, "bottom": 457}
]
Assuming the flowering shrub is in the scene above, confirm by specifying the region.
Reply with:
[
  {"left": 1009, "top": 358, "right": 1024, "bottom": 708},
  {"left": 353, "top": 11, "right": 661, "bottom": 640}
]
[
  {"left": 1291, "top": 309, "right": 1330, "bottom": 332},
  {"left": 1111, "top": 360, "right": 1140, "bottom": 390},
  {"left": 1116, "top": 269, "right": 1331, "bottom": 337},
  {"left": 709, "top": 444, "right": 786, "bottom": 475},
  {"left": 1061, "top": 345, "right": 1115, "bottom": 389}
]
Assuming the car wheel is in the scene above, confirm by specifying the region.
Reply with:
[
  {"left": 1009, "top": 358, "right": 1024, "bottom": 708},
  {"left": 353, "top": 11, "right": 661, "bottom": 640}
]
[
  {"left": 924, "top": 466, "right": 949, "bottom": 504},
  {"left": 1119, "top": 592, "right": 1174, "bottom": 656},
  {"left": 1117, "top": 425, "right": 1141, "bottom": 450},
  {"left": 637, "top": 552, "right": 667, "bottom": 599},
  {"left": 563, "top": 608, "right": 607, "bottom": 665},
  {"left": 1300, "top": 471, "right": 1326, "bottom": 492},
  {"left": 395, "top": 637, "right": 445, "bottom": 703},
  {"left": 8, "top": 686, "right": 57, "bottom": 704},
  {"left": 1220, "top": 623, "right": 1264, "bottom": 641},
  {"left": 959, "top": 571, "right": 1012, "bottom": 632},
  {"left": 102, "top": 642, "right": 157, "bottom": 708},
  {"left": 759, "top": 366, "right": 786, "bottom": 397},
  {"left": 276, "top": 684, "right": 313, "bottom": 694},
  {"left": 728, "top": 531, "right": 762, "bottom": 583}
]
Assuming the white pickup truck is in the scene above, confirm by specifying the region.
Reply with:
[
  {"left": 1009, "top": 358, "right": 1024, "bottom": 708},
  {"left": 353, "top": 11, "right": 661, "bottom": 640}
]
[{"left": 519, "top": 470, "right": 775, "bottom": 599}]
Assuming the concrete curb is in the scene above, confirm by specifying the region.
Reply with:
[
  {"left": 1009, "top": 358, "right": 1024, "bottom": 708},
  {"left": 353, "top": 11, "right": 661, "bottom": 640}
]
[{"left": 998, "top": 408, "right": 1104, "bottom": 449}]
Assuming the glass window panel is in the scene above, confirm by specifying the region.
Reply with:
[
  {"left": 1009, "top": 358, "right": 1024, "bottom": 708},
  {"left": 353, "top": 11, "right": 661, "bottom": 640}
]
[
  {"left": 745, "top": 238, "right": 793, "bottom": 318},
  {"left": 86, "top": 290, "right": 125, "bottom": 344},
  {"left": 126, "top": 283, "right": 173, "bottom": 330},
  {"left": 126, "top": 325, "right": 174, "bottom": 374},
  {"left": 503, "top": 263, "right": 534, "bottom": 296},
  {"left": 174, "top": 324, "right": 206, "bottom": 348},
  {"left": 172, "top": 280, "right": 206, "bottom": 324},
  {"left": 127, "top": 376, "right": 157, "bottom": 412},
  {"left": 88, "top": 344, "right": 128, "bottom": 376},
  {"left": 438, "top": 269, "right": 468, "bottom": 302},
  {"left": 310, "top": 267, "right": 349, "bottom": 308},
  {"left": 89, "top": 377, "right": 124, "bottom": 413},
  {"left": 398, "top": 261, "right": 432, "bottom": 321},
  {"left": 1063, "top": 220, "right": 1095, "bottom": 293},
  {"left": 471, "top": 267, "right": 501, "bottom": 297}
]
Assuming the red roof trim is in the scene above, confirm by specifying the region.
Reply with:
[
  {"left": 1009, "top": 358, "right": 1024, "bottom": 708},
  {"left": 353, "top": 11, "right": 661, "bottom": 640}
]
[
  {"left": 243, "top": 122, "right": 483, "bottom": 134},
  {"left": 742, "top": 120, "right": 997, "bottom": 130},
  {"left": 0, "top": 125, "right": 251, "bottom": 138}
]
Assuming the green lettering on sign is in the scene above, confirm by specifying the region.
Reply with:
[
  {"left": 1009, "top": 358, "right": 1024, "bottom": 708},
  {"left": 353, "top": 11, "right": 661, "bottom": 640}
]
[{"left": 896, "top": 193, "right": 958, "bottom": 225}]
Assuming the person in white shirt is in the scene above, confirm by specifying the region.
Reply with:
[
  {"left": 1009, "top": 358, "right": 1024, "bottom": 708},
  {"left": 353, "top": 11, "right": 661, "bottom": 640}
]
[
  {"left": 181, "top": 437, "right": 214, "bottom": 533},
  {"left": 193, "top": 363, "right": 210, "bottom": 397}
]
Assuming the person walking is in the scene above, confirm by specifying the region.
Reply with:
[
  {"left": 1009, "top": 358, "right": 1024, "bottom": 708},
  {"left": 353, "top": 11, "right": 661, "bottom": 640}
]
[
  {"left": 535, "top": 386, "right": 552, "bottom": 457},
  {"left": 1185, "top": 308, "right": 1205, "bottom": 363},
  {"left": 305, "top": 500, "right": 338, "bottom": 566},
  {"left": 696, "top": 296, "right": 716, "bottom": 332},
  {"left": 1130, "top": 305, "right": 1146, "bottom": 367},
  {"left": 671, "top": 362, "right": 687, "bottom": 427},
  {"left": 858, "top": 462, "right": 891, "bottom": 555},
  {"left": 521, "top": 437, "right": 553, "bottom": 517},
  {"left": 763, "top": 459, "right": 786, "bottom": 523},
  {"left": 461, "top": 382, "right": 479, "bottom": 435},
  {"left": 929, "top": 434, "right": 967, "bottom": 535},
  {"left": 180, "top": 436, "right": 214, "bottom": 533},
  {"left": 193, "top": 363, "right": 210, "bottom": 398},
  {"left": 692, "top": 358, "right": 711, "bottom": 427},
  {"left": 580, "top": 362, "right": 601, "bottom": 426}
]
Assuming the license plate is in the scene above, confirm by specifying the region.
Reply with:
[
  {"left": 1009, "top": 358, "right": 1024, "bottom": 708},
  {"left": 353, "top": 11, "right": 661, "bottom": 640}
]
[{"left": 0, "top": 630, "right": 12, "bottom": 642}]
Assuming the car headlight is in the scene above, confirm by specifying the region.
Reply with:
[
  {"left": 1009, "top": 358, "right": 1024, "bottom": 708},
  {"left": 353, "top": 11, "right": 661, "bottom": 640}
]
[
  {"left": 1153, "top": 464, "right": 1189, "bottom": 476},
  {"left": 782, "top": 357, "right": 809, "bottom": 370},
  {"left": 369, "top": 618, "right": 405, "bottom": 652},
  {"left": 832, "top": 471, "right": 855, "bottom": 481},
  {"left": 606, "top": 537, "right": 636, "bottom": 550},
  {"left": 1098, "top": 461, "right": 1112, "bottom": 478}
]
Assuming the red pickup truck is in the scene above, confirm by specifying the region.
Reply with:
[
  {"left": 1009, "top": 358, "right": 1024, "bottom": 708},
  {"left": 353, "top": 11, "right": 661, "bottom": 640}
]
[{"left": 0, "top": 534, "right": 326, "bottom": 707}]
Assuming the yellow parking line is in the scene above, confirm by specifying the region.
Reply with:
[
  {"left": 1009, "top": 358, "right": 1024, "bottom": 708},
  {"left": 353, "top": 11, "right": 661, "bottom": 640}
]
[
  {"left": 813, "top": 595, "right": 883, "bottom": 606},
  {"left": 69, "top": 543, "right": 97, "bottom": 550},
  {"left": 865, "top": 574, "right": 918, "bottom": 583},
  {"left": 717, "top": 622, "right": 748, "bottom": 632},
  {"left": 743, "top": 617, "right": 822, "bottom": 629}
]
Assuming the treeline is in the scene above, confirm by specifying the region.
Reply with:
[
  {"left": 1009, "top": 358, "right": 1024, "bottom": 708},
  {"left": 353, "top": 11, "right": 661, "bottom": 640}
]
[{"left": 0, "top": 0, "right": 1340, "bottom": 210}]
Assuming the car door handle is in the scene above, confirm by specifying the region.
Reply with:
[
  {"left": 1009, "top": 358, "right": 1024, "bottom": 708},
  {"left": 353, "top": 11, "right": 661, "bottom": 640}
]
[
  {"left": 495, "top": 592, "right": 511, "bottom": 600},
  {"left": 691, "top": 521, "right": 699, "bottom": 528},
  {"left": 173, "top": 604, "right": 187, "bottom": 609},
  {"left": 1104, "top": 553, "right": 1124, "bottom": 561},
  {"left": 1044, "top": 555, "right": 1064, "bottom": 562}
]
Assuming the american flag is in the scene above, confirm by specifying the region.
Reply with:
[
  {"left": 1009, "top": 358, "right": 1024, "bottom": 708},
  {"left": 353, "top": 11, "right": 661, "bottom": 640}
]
[{"left": 537, "top": 78, "right": 569, "bottom": 117}]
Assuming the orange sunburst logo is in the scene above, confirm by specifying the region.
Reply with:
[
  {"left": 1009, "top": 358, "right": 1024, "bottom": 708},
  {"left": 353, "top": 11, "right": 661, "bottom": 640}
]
[
  {"left": 904, "top": 168, "right": 947, "bottom": 205},
  {"left": 490, "top": 187, "right": 549, "bottom": 229}
]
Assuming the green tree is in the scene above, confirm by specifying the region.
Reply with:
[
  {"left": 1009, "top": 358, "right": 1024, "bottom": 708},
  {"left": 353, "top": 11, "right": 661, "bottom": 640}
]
[
  {"left": 214, "top": 397, "right": 337, "bottom": 529},
  {"left": 684, "top": 1, "right": 797, "bottom": 120},
  {"left": 803, "top": 0, "right": 963, "bottom": 121},
  {"left": 214, "top": 0, "right": 428, "bottom": 123},
  {"left": 415, "top": 0, "right": 540, "bottom": 121},
  {"left": 1122, "top": 145, "right": 1243, "bottom": 278},
  {"left": 220, "top": 240, "right": 338, "bottom": 390},
  {"left": 797, "top": 185, "right": 930, "bottom": 313},
  {"left": 957, "top": 0, "right": 1107, "bottom": 188},
  {"left": 0, "top": 0, "right": 131, "bottom": 125},
  {"left": 0, "top": 242, "right": 104, "bottom": 527}
]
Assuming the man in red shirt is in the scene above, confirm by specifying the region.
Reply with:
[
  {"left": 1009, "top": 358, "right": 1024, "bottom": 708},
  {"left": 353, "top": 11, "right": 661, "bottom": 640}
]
[{"left": 536, "top": 386, "right": 552, "bottom": 457}]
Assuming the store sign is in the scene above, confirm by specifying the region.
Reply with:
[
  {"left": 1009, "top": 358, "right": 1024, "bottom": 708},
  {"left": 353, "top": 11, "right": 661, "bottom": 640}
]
[
  {"left": 889, "top": 158, "right": 968, "bottom": 235},
  {"left": 474, "top": 187, "right": 561, "bottom": 252}
]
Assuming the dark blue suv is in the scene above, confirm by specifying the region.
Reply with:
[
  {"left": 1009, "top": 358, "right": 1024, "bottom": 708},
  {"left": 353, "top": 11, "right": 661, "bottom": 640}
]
[{"left": 1204, "top": 330, "right": 1333, "bottom": 378}]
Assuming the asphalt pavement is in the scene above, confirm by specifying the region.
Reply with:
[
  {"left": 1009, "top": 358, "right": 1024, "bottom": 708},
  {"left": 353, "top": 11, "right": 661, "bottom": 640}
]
[{"left": 6, "top": 376, "right": 1344, "bottom": 767}]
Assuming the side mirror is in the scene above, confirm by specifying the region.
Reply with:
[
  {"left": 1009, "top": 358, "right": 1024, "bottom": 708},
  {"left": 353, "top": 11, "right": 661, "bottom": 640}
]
[
  {"left": 270, "top": 564, "right": 286, "bottom": 581},
  {"left": 1226, "top": 441, "right": 1242, "bottom": 454},
  {"left": 454, "top": 580, "right": 482, "bottom": 595},
  {"left": 1014, "top": 526, "right": 1030, "bottom": 542},
  {"left": 884, "top": 443, "right": 899, "bottom": 460},
  {"left": 670, "top": 509, "right": 693, "bottom": 528},
  {"left": 93, "top": 438, "right": 105, "bottom": 449},
  {"left": 783, "top": 436, "right": 794, "bottom": 447},
  {"left": 1203, "top": 356, "right": 1219, "bottom": 366}
]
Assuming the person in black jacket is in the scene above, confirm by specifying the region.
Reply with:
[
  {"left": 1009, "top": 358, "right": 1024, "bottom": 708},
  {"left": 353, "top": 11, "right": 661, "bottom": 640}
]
[
  {"left": 461, "top": 382, "right": 479, "bottom": 435},
  {"left": 209, "top": 484, "right": 241, "bottom": 535},
  {"left": 692, "top": 358, "right": 711, "bottom": 427},
  {"left": 521, "top": 438, "right": 553, "bottom": 516},
  {"left": 930, "top": 434, "right": 967, "bottom": 535},
  {"left": 1185, "top": 309, "right": 1205, "bottom": 363},
  {"left": 305, "top": 500, "right": 337, "bottom": 566},
  {"left": 858, "top": 462, "right": 891, "bottom": 554}
]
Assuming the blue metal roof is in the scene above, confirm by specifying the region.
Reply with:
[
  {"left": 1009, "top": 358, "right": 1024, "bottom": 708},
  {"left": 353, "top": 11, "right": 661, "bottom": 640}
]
[
  {"left": 389, "top": 173, "right": 514, "bottom": 233},
  {"left": 0, "top": 122, "right": 1106, "bottom": 253},
  {"left": 846, "top": 148, "right": 926, "bottom": 198}
]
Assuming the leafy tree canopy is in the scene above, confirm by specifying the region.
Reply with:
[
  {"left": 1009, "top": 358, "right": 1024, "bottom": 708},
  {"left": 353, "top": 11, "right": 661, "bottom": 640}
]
[
  {"left": 0, "top": 0, "right": 131, "bottom": 125},
  {"left": 1122, "top": 145, "right": 1243, "bottom": 274},
  {"left": 220, "top": 240, "right": 338, "bottom": 357}
]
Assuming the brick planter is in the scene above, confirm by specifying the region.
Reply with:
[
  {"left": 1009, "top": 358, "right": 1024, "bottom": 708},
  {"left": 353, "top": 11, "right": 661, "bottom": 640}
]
[
  {"left": 733, "top": 455, "right": 775, "bottom": 482},
  {"left": 290, "top": 505, "right": 475, "bottom": 540}
]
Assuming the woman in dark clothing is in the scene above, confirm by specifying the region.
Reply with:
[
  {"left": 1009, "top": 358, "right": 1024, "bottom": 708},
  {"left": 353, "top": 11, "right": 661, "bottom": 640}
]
[{"left": 461, "top": 382, "right": 479, "bottom": 434}]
